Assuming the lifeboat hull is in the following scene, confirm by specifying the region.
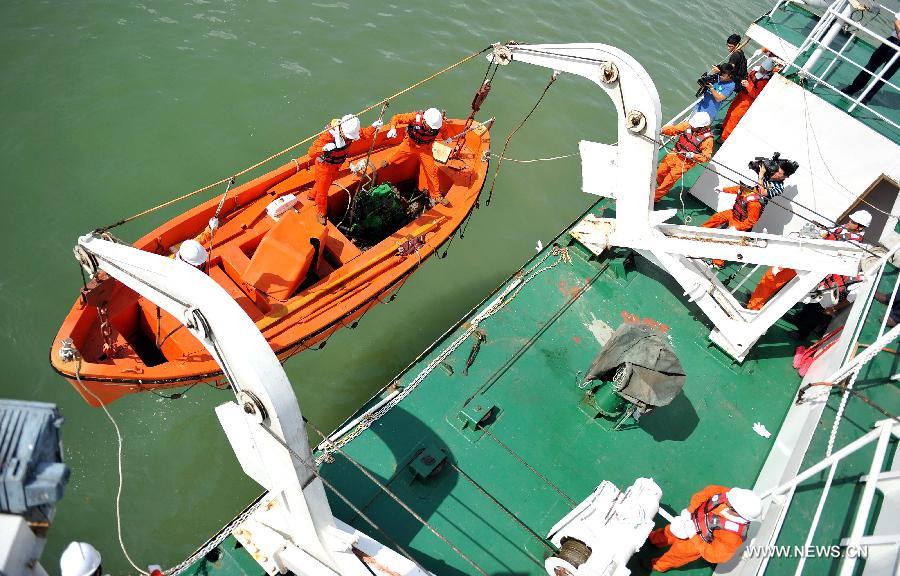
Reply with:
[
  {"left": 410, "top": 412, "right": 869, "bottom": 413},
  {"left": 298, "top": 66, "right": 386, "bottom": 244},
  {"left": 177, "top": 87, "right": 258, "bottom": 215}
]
[{"left": 50, "top": 119, "right": 490, "bottom": 405}]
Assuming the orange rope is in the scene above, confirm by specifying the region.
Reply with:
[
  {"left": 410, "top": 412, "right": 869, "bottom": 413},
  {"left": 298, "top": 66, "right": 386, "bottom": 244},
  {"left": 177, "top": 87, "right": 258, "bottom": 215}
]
[{"left": 101, "top": 45, "right": 494, "bottom": 231}]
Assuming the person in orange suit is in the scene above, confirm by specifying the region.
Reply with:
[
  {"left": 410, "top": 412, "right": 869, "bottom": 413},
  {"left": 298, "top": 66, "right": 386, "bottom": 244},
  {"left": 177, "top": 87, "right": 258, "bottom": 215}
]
[
  {"left": 386, "top": 107, "right": 449, "bottom": 206},
  {"left": 747, "top": 210, "right": 870, "bottom": 310},
  {"left": 655, "top": 111, "right": 714, "bottom": 203},
  {"left": 702, "top": 185, "right": 767, "bottom": 232},
  {"left": 645, "top": 485, "right": 761, "bottom": 572},
  {"left": 720, "top": 58, "right": 774, "bottom": 142},
  {"left": 307, "top": 114, "right": 379, "bottom": 224},
  {"left": 701, "top": 184, "right": 769, "bottom": 267}
]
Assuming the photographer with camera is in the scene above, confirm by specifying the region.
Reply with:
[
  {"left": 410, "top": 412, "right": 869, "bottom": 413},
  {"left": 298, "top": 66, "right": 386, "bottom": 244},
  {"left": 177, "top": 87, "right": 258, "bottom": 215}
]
[
  {"left": 700, "top": 153, "right": 798, "bottom": 267},
  {"left": 695, "top": 63, "right": 736, "bottom": 122},
  {"left": 654, "top": 111, "right": 714, "bottom": 202},
  {"left": 747, "top": 210, "right": 870, "bottom": 311}
]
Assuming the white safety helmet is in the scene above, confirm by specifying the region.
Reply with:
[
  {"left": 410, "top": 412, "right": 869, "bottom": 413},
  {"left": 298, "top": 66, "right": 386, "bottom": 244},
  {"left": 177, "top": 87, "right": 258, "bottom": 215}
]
[
  {"left": 688, "top": 111, "right": 711, "bottom": 129},
  {"left": 849, "top": 209, "right": 872, "bottom": 228},
  {"left": 339, "top": 114, "right": 361, "bottom": 140},
  {"left": 726, "top": 488, "right": 762, "bottom": 521},
  {"left": 760, "top": 57, "right": 774, "bottom": 72},
  {"left": 423, "top": 107, "right": 443, "bottom": 130},
  {"left": 177, "top": 239, "right": 208, "bottom": 267},
  {"left": 60, "top": 542, "right": 101, "bottom": 576}
]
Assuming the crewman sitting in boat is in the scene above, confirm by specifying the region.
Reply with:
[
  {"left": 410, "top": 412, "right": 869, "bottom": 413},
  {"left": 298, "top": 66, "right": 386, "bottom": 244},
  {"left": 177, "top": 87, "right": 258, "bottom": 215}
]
[
  {"left": 175, "top": 239, "right": 208, "bottom": 269},
  {"left": 307, "top": 114, "right": 379, "bottom": 225},
  {"left": 654, "top": 111, "right": 713, "bottom": 202},
  {"left": 644, "top": 485, "right": 761, "bottom": 572},
  {"left": 385, "top": 107, "right": 450, "bottom": 207},
  {"left": 720, "top": 57, "right": 774, "bottom": 142},
  {"left": 747, "top": 210, "right": 869, "bottom": 311}
]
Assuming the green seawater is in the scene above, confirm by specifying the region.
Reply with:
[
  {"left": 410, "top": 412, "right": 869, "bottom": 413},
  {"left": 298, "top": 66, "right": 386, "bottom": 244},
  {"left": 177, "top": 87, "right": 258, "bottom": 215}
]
[{"left": 1, "top": 1, "right": 770, "bottom": 573}]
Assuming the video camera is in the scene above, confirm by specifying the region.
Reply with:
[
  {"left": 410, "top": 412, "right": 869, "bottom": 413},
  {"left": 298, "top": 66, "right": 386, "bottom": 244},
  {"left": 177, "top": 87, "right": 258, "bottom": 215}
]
[
  {"left": 748, "top": 152, "right": 799, "bottom": 180},
  {"left": 695, "top": 73, "right": 717, "bottom": 97}
]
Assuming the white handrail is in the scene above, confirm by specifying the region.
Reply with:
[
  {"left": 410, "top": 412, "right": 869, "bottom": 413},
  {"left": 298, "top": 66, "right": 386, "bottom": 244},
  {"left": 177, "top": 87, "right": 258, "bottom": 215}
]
[
  {"left": 761, "top": 420, "right": 897, "bottom": 498},
  {"left": 778, "top": 0, "right": 900, "bottom": 124},
  {"left": 838, "top": 420, "right": 896, "bottom": 576}
]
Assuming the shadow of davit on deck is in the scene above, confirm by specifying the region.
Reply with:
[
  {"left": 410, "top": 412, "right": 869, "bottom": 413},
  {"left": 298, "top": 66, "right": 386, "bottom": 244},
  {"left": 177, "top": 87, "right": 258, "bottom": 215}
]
[{"left": 320, "top": 402, "right": 538, "bottom": 576}]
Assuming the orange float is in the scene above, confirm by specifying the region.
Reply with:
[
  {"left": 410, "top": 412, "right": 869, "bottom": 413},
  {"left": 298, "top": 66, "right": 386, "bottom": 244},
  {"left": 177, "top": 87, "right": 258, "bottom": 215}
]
[{"left": 50, "top": 119, "right": 491, "bottom": 405}]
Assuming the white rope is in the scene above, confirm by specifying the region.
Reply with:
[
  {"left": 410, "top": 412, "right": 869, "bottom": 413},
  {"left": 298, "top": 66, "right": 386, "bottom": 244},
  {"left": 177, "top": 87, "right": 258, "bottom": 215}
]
[
  {"left": 824, "top": 323, "right": 900, "bottom": 456},
  {"left": 73, "top": 362, "right": 149, "bottom": 575},
  {"left": 489, "top": 152, "right": 577, "bottom": 163},
  {"left": 825, "top": 366, "right": 862, "bottom": 458}
]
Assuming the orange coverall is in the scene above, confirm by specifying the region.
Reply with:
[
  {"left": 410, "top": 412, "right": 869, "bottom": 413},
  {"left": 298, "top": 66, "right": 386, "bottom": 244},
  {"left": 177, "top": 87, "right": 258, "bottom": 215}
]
[
  {"left": 702, "top": 185, "right": 765, "bottom": 267},
  {"left": 702, "top": 186, "right": 763, "bottom": 232},
  {"left": 721, "top": 72, "right": 771, "bottom": 142},
  {"left": 387, "top": 112, "right": 447, "bottom": 199},
  {"left": 747, "top": 267, "right": 797, "bottom": 310},
  {"left": 748, "top": 226, "right": 865, "bottom": 310},
  {"left": 655, "top": 122, "right": 714, "bottom": 202},
  {"left": 307, "top": 125, "right": 376, "bottom": 217},
  {"left": 649, "top": 485, "right": 746, "bottom": 572}
]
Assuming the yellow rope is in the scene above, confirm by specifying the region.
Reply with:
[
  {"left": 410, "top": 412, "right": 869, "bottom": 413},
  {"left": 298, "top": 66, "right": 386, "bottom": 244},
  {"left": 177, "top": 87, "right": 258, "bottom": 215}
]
[{"left": 102, "top": 45, "right": 493, "bottom": 231}]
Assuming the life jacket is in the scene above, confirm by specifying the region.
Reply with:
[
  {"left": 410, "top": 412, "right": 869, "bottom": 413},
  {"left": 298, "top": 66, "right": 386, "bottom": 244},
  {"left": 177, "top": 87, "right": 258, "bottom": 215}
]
[
  {"left": 406, "top": 112, "right": 440, "bottom": 145},
  {"left": 321, "top": 120, "right": 352, "bottom": 165},
  {"left": 731, "top": 188, "right": 762, "bottom": 222},
  {"left": 674, "top": 128, "right": 712, "bottom": 158},
  {"left": 819, "top": 274, "right": 849, "bottom": 298},
  {"left": 824, "top": 226, "right": 864, "bottom": 243},
  {"left": 747, "top": 68, "right": 772, "bottom": 93},
  {"left": 691, "top": 492, "right": 749, "bottom": 544}
]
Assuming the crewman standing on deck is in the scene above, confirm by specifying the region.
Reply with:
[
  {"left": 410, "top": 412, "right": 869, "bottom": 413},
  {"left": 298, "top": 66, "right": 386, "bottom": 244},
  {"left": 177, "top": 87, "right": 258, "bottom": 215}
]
[
  {"left": 654, "top": 111, "right": 714, "bottom": 203},
  {"left": 385, "top": 107, "right": 450, "bottom": 207},
  {"left": 700, "top": 182, "right": 771, "bottom": 268},
  {"left": 747, "top": 210, "right": 870, "bottom": 310},
  {"left": 645, "top": 485, "right": 762, "bottom": 572},
  {"left": 699, "top": 153, "right": 796, "bottom": 267},
  {"left": 307, "top": 114, "right": 379, "bottom": 225},
  {"left": 720, "top": 58, "right": 774, "bottom": 142}
]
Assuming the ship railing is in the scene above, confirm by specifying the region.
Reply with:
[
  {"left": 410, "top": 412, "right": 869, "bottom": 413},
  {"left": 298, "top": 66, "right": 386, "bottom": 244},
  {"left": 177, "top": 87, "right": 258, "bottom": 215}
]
[
  {"left": 780, "top": 0, "right": 899, "bottom": 131},
  {"left": 760, "top": 419, "right": 900, "bottom": 576},
  {"left": 743, "top": 243, "right": 900, "bottom": 575}
]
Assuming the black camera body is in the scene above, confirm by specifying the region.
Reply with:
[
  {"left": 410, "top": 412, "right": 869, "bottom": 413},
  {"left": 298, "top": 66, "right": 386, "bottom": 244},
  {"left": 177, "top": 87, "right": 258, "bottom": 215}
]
[
  {"left": 695, "top": 73, "right": 717, "bottom": 97},
  {"left": 748, "top": 152, "right": 799, "bottom": 180},
  {"left": 748, "top": 152, "right": 781, "bottom": 177}
]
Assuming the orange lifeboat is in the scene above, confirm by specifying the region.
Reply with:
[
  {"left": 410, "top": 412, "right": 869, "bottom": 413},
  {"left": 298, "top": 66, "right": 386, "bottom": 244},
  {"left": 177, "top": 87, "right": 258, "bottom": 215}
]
[{"left": 50, "top": 119, "right": 491, "bottom": 405}]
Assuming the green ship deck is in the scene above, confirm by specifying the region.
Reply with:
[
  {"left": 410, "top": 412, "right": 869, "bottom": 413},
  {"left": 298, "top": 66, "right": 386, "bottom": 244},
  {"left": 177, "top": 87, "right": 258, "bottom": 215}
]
[{"left": 176, "top": 193, "right": 898, "bottom": 575}]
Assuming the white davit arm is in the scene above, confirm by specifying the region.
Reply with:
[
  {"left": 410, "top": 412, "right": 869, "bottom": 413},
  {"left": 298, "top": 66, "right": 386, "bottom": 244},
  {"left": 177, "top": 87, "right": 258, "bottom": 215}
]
[
  {"left": 75, "top": 234, "right": 424, "bottom": 576},
  {"left": 495, "top": 42, "right": 663, "bottom": 236}
]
